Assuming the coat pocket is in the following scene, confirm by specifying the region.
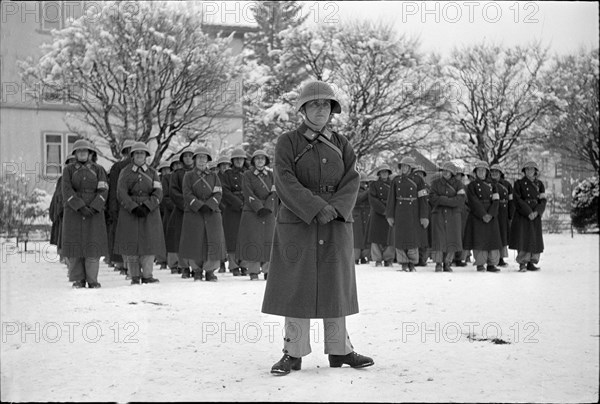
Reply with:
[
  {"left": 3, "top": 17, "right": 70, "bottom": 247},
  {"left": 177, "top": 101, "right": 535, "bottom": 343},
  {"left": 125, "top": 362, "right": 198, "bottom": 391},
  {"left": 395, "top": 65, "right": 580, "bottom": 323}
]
[{"left": 277, "top": 204, "right": 304, "bottom": 224}]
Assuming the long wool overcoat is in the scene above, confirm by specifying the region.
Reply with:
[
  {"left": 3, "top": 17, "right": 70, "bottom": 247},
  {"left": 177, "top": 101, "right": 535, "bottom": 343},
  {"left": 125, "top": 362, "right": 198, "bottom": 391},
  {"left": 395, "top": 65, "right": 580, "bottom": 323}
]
[
  {"left": 236, "top": 168, "right": 277, "bottom": 263},
  {"left": 178, "top": 168, "right": 226, "bottom": 262},
  {"left": 428, "top": 176, "right": 465, "bottom": 253},
  {"left": 221, "top": 166, "right": 246, "bottom": 253},
  {"left": 61, "top": 161, "right": 109, "bottom": 258},
  {"left": 165, "top": 166, "right": 192, "bottom": 253},
  {"left": 114, "top": 163, "right": 166, "bottom": 257},
  {"left": 509, "top": 176, "right": 546, "bottom": 253},
  {"left": 463, "top": 178, "right": 502, "bottom": 251},
  {"left": 262, "top": 123, "right": 360, "bottom": 319},
  {"left": 353, "top": 184, "right": 370, "bottom": 250},
  {"left": 107, "top": 157, "right": 131, "bottom": 262},
  {"left": 385, "top": 173, "right": 430, "bottom": 250},
  {"left": 491, "top": 178, "right": 514, "bottom": 247},
  {"left": 160, "top": 172, "right": 174, "bottom": 241},
  {"left": 49, "top": 175, "right": 64, "bottom": 247},
  {"left": 365, "top": 178, "right": 392, "bottom": 245}
]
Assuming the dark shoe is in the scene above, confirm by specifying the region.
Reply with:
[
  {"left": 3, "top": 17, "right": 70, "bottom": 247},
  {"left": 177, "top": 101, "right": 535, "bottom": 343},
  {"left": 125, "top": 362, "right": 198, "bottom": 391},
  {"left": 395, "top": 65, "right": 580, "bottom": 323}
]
[
  {"left": 360, "top": 257, "right": 369, "bottom": 264},
  {"left": 231, "top": 268, "right": 241, "bottom": 276},
  {"left": 375, "top": 261, "right": 383, "bottom": 267},
  {"left": 454, "top": 260, "right": 467, "bottom": 267},
  {"left": 205, "top": 271, "right": 218, "bottom": 282},
  {"left": 177, "top": 267, "right": 182, "bottom": 274},
  {"left": 443, "top": 263, "right": 453, "bottom": 272},
  {"left": 498, "top": 258, "right": 507, "bottom": 267},
  {"left": 476, "top": 265, "right": 486, "bottom": 272},
  {"left": 486, "top": 265, "right": 500, "bottom": 272},
  {"left": 435, "top": 263, "right": 443, "bottom": 272},
  {"left": 250, "top": 273, "right": 259, "bottom": 280},
  {"left": 142, "top": 277, "right": 160, "bottom": 284},
  {"left": 527, "top": 262, "right": 540, "bottom": 271},
  {"left": 72, "top": 280, "right": 86, "bottom": 288},
  {"left": 87, "top": 282, "right": 102, "bottom": 288},
  {"left": 131, "top": 277, "right": 141, "bottom": 285},
  {"left": 383, "top": 261, "right": 392, "bottom": 267},
  {"left": 218, "top": 262, "right": 226, "bottom": 273},
  {"left": 408, "top": 263, "right": 416, "bottom": 272},
  {"left": 271, "top": 354, "right": 302, "bottom": 376},
  {"left": 400, "top": 263, "right": 408, "bottom": 272},
  {"left": 194, "top": 271, "right": 204, "bottom": 281},
  {"left": 518, "top": 263, "right": 528, "bottom": 272},
  {"left": 355, "top": 259, "right": 360, "bottom": 265},
  {"left": 240, "top": 267, "right": 248, "bottom": 276},
  {"left": 119, "top": 269, "right": 128, "bottom": 276},
  {"left": 181, "top": 268, "right": 191, "bottom": 279},
  {"left": 190, "top": 270, "right": 195, "bottom": 278},
  {"left": 329, "top": 352, "right": 374, "bottom": 368},
  {"left": 263, "top": 273, "right": 268, "bottom": 280},
  {"left": 159, "top": 263, "right": 167, "bottom": 270},
  {"left": 170, "top": 268, "right": 179, "bottom": 274}
]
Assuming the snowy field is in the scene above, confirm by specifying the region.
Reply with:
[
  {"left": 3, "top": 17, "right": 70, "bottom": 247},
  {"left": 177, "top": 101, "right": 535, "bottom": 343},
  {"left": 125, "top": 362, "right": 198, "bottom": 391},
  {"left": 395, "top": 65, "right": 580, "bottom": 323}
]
[{"left": 1, "top": 233, "right": 598, "bottom": 402}]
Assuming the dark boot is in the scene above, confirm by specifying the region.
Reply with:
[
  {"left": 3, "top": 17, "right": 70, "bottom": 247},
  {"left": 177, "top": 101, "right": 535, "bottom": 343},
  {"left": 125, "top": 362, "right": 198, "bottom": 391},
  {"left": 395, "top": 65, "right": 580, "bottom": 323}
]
[
  {"left": 194, "top": 270, "right": 204, "bottom": 281},
  {"left": 159, "top": 263, "right": 167, "bottom": 270},
  {"left": 250, "top": 273, "right": 259, "bottom": 280},
  {"left": 328, "top": 352, "right": 374, "bottom": 368},
  {"left": 231, "top": 268, "right": 241, "bottom": 276},
  {"left": 527, "top": 262, "right": 540, "bottom": 271},
  {"left": 205, "top": 270, "right": 218, "bottom": 282},
  {"left": 408, "top": 263, "right": 416, "bottom": 272},
  {"left": 263, "top": 273, "right": 268, "bottom": 280},
  {"left": 218, "top": 262, "right": 226, "bottom": 273},
  {"left": 476, "top": 265, "right": 486, "bottom": 272},
  {"left": 119, "top": 268, "right": 128, "bottom": 276},
  {"left": 170, "top": 268, "right": 179, "bottom": 274},
  {"left": 383, "top": 261, "right": 392, "bottom": 267},
  {"left": 87, "top": 282, "right": 102, "bottom": 288},
  {"left": 72, "top": 280, "right": 86, "bottom": 288},
  {"left": 443, "top": 263, "right": 453, "bottom": 272},
  {"left": 375, "top": 261, "right": 383, "bottom": 267},
  {"left": 142, "top": 277, "right": 160, "bottom": 284},
  {"left": 360, "top": 257, "right": 369, "bottom": 264},
  {"left": 271, "top": 354, "right": 302, "bottom": 375},
  {"left": 400, "top": 263, "right": 408, "bottom": 272},
  {"left": 435, "top": 263, "right": 443, "bottom": 272},
  {"left": 498, "top": 258, "right": 507, "bottom": 267},
  {"left": 454, "top": 260, "right": 467, "bottom": 267},
  {"left": 131, "top": 276, "right": 141, "bottom": 285},
  {"left": 518, "top": 263, "right": 528, "bottom": 272},
  {"left": 486, "top": 265, "right": 500, "bottom": 272},
  {"left": 240, "top": 267, "right": 248, "bottom": 276},
  {"left": 181, "top": 268, "right": 191, "bottom": 279}
]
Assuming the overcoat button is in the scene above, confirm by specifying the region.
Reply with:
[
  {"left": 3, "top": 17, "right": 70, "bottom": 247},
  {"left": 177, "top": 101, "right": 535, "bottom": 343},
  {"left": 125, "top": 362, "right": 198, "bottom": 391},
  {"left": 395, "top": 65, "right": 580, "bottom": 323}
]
[{"left": 319, "top": 240, "right": 324, "bottom": 245}]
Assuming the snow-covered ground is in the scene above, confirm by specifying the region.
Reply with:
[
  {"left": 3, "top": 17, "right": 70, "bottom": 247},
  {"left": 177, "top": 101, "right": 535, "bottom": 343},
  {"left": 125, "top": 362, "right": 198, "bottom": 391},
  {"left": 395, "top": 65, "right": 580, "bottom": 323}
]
[{"left": 1, "top": 233, "right": 598, "bottom": 402}]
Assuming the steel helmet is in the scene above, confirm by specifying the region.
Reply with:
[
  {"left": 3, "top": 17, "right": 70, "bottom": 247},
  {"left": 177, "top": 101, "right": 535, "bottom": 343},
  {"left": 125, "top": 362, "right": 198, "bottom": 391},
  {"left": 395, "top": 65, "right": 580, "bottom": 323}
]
[
  {"left": 398, "top": 156, "right": 416, "bottom": 169},
  {"left": 157, "top": 161, "right": 171, "bottom": 171},
  {"left": 64, "top": 155, "right": 77, "bottom": 164},
  {"left": 251, "top": 149, "right": 270, "bottom": 166},
  {"left": 441, "top": 162, "right": 457, "bottom": 175},
  {"left": 129, "top": 142, "right": 150, "bottom": 157},
  {"left": 207, "top": 160, "right": 218, "bottom": 170},
  {"left": 472, "top": 160, "right": 489, "bottom": 173},
  {"left": 295, "top": 81, "right": 342, "bottom": 114},
  {"left": 413, "top": 164, "right": 427, "bottom": 176},
  {"left": 489, "top": 164, "right": 504, "bottom": 174},
  {"left": 71, "top": 139, "right": 94, "bottom": 155},
  {"left": 217, "top": 155, "right": 231, "bottom": 166},
  {"left": 120, "top": 139, "right": 136, "bottom": 154},
  {"left": 179, "top": 150, "right": 194, "bottom": 162},
  {"left": 230, "top": 148, "right": 246, "bottom": 160},
  {"left": 522, "top": 161, "right": 539, "bottom": 172},
  {"left": 376, "top": 164, "right": 392, "bottom": 176},
  {"left": 192, "top": 146, "right": 212, "bottom": 162}
]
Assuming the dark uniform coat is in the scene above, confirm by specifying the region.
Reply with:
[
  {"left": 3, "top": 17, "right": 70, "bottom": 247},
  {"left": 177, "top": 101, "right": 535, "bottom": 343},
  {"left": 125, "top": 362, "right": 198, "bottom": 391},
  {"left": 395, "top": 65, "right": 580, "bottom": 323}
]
[
  {"left": 262, "top": 124, "right": 360, "bottom": 319},
  {"left": 61, "top": 161, "right": 109, "bottom": 257},
  {"left": 463, "top": 178, "right": 502, "bottom": 251},
  {"left": 114, "top": 163, "right": 166, "bottom": 256},
  {"left": 236, "top": 168, "right": 278, "bottom": 263},
  {"left": 429, "top": 176, "right": 465, "bottom": 253},
  {"left": 49, "top": 176, "right": 64, "bottom": 247},
  {"left": 509, "top": 177, "right": 546, "bottom": 253},
  {"left": 178, "top": 168, "right": 226, "bottom": 262},
  {"left": 385, "top": 173, "right": 430, "bottom": 250},
  {"left": 160, "top": 173, "right": 174, "bottom": 241},
  {"left": 221, "top": 166, "right": 246, "bottom": 252},
  {"left": 365, "top": 178, "right": 392, "bottom": 245},
  {"left": 492, "top": 178, "right": 513, "bottom": 246},
  {"left": 165, "top": 166, "right": 192, "bottom": 253},
  {"left": 353, "top": 184, "right": 370, "bottom": 250},
  {"left": 107, "top": 158, "right": 131, "bottom": 262}
]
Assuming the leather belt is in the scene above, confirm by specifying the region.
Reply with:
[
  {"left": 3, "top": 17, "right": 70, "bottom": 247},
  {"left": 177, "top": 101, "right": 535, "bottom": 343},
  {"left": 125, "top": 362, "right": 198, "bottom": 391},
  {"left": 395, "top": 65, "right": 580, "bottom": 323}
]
[{"left": 310, "top": 185, "right": 337, "bottom": 193}]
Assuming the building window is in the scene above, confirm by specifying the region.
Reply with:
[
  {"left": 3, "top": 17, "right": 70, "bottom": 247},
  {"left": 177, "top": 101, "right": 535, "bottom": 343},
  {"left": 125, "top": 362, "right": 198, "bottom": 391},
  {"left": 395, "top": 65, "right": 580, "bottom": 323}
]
[{"left": 43, "top": 132, "right": 80, "bottom": 176}]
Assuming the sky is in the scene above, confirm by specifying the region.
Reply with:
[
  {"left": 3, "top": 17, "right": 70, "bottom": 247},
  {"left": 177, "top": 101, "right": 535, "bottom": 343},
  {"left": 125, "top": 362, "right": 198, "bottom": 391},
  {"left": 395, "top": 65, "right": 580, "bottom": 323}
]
[{"left": 203, "top": 1, "right": 599, "bottom": 57}]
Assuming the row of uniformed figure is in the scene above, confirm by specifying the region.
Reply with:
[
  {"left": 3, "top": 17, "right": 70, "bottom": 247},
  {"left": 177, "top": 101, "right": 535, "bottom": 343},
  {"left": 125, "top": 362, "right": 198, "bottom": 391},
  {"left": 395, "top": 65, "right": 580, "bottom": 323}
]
[
  {"left": 49, "top": 138, "right": 278, "bottom": 288},
  {"left": 352, "top": 158, "right": 546, "bottom": 272}
]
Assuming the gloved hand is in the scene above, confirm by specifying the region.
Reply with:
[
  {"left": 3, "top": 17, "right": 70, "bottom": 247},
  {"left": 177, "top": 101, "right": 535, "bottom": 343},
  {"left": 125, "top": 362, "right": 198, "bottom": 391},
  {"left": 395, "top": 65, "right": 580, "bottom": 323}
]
[
  {"left": 132, "top": 206, "right": 149, "bottom": 218},
  {"left": 528, "top": 211, "right": 538, "bottom": 221},
  {"left": 420, "top": 218, "right": 429, "bottom": 228},
  {"left": 316, "top": 205, "right": 338, "bottom": 225},
  {"left": 78, "top": 206, "right": 95, "bottom": 217},
  {"left": 257, "top": 208, "right": 271, "bottom": 217},
  {"left": 199, "top": 204, "right": 212, "bottom": 213},
  {"left": 387, "top": 217, "right": 395, "bottom": 227},
  {"left": 482, "top": 214, "right": 492, "bottom": 223}
]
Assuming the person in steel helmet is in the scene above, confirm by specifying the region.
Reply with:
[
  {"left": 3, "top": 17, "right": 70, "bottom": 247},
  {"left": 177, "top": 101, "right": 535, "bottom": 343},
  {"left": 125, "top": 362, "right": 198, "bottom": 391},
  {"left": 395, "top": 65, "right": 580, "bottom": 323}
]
[
  {"left": 509, "top": 161, "right": 546, "bottom": 272},
  {"left": 62, "top": 139, "right": 109, "bottom": 288},
  {"left": 263, "top": 80, "right": 374, "bottom": 375},
  {"left": 353, "top": 172, "right": 371, "bottom": 265},
  {"left": 489, "top": 164, "right": 513, "bottom": 267},
  {"left": 155, "top": 160, "right": 172, "bottom": 270},
  {"left": 366, "top": 165, "right": 395, "bottom": 267}
]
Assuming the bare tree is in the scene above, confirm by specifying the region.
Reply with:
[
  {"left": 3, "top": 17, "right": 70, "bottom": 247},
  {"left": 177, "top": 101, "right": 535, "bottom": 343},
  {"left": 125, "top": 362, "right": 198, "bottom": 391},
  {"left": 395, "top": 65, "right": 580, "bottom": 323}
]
[{"left": 20, "top": 1, "right": 240, "bottom": 165}]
